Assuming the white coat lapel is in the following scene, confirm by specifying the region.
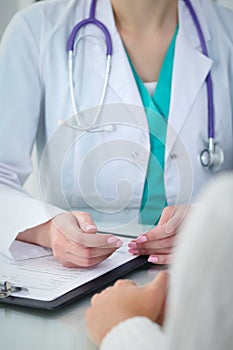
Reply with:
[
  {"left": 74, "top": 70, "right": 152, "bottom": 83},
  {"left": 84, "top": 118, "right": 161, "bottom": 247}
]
[{"left": 166, "top": 0, "right": 213, "bottom": 155}]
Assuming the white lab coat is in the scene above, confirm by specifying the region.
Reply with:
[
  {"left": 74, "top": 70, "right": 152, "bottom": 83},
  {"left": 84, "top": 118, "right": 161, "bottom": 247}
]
[
  {"left": 0, "top": 0, "right": 233, "bottom": 258},
  {"left": 100, "top": 172, "right": 233, "bottom": 350}
]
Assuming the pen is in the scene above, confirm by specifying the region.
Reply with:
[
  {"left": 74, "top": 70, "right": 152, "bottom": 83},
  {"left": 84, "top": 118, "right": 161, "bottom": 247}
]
[{"left": 97, "top": 230, "right": 137, "bottom": 239}]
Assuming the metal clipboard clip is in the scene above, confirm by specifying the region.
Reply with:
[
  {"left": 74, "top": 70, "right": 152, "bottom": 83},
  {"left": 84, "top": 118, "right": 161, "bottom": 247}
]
[{"left": 0, "top": 281, "right": 28, "bottom": 299}]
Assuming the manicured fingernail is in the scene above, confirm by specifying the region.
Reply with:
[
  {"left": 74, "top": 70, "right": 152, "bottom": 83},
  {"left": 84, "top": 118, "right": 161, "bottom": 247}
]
[
  {"left": 129, "top": 249, "right": 139, "bottom": 255},
  {"left": 128, "top": 242, "right": 137, "bottom": 249},
  {"left": 116, "top": 240, "right": 123, "bottom": 248},
  {"left": 136, "top": 235, "right": 147, "bottom": 243},
  {"left": 84, "top": 224, "right": 97, "bottom": 231},
  {"left": 107, "top": 236, "right": 123, "bottom": 247},
  {"left": 148, "top": 256, "right": 159, "bottom": 264}
]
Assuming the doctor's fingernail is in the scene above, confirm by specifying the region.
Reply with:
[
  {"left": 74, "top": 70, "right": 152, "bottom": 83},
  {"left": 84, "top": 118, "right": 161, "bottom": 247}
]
[
  {"left": 128, "top": 242, "right": 137, "bottom": 249},
  {"left": 148, "top": 256, "right": 159, "bottom": 264},
  {"left": 136, "top": 235, "right": 148, "bottom": 243},
  {"left": 107, "top": 236, "right": 123, "bottom": 247},
  {"left": 84, "top": 224, "right": 97, "bottom": 231},
  {"left": 129, "top": 249, "right": 139, "bottom": 255}
]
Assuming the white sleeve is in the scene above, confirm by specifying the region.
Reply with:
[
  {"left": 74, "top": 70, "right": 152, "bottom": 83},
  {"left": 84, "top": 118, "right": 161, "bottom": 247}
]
[
  {"left": 100, "top": 317, "right": 166, "bottom": 350},
  {"left": 0, "top": 12, "right": 64, "bottom": 259},
  {"left": 165, "top": 173, "right": 233, "bottom": 350}
]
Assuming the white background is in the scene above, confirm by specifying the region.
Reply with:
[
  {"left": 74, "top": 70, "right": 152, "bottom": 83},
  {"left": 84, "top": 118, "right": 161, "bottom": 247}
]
[{"left": 0, "top": 0, "right": 34, "bottom": 39}]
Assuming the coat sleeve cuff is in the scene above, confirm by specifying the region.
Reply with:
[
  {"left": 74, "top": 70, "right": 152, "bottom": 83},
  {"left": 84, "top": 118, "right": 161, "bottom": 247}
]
[
  {"left": 0, "top": 188, "right": 66, "bottom": 260},
  {"left": 100, "top": 316, "right": 166, "bottom": 350}
]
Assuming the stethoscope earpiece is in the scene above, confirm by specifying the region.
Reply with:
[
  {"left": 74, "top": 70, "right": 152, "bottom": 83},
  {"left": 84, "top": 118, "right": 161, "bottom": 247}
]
[{"left": 58, "top": 120, "right": 115, "bottom": 133}]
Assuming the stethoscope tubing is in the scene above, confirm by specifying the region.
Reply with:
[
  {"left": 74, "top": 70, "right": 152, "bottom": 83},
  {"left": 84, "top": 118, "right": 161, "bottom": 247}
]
[
  {"left": 68, "top": 18, "right": 112, "bottom": 55},
  {"left": 184, "top": 0, "right": 214, "bottom": 140},
  {"left": 67, "top": 0, "right": 112, "bottom": 54},
  {"left": 64, "top": 0, "right": 224, "bottom": 171},
  {"left": 64, "top": 0, "right": 112, "bottom": 132},
  {"left": 67, "top": 0, "right": 215, "bottom": 138}
]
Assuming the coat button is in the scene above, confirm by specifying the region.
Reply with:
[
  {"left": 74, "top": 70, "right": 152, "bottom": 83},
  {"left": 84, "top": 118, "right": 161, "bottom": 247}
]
[
  {"left": 170, "top": 153, "right": 177, "bottom": 160},
  {"left": 131, "top": 151, "right": 139, "bottom": 159}
]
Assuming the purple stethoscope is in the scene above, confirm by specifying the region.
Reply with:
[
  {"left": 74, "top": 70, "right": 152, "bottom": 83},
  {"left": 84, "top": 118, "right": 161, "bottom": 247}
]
[{"left": 63, "top": 0, "right": 224, "bottom": 172}]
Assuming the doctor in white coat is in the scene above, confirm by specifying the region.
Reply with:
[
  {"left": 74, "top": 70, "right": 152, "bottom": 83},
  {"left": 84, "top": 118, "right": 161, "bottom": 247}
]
[{"left": 0, "top": 0, "right": 232, "bottom": 266}]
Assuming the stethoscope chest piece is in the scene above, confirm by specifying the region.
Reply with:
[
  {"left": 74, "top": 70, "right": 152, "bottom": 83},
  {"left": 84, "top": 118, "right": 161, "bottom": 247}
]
[{"left": 200, "top": 143, "right": 224, "bottom": 172}]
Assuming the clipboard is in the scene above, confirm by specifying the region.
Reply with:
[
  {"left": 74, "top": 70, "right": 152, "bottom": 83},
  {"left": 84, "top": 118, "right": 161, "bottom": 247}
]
[{"left": 0, "top": 238, "right": 148, "bottom": 311}]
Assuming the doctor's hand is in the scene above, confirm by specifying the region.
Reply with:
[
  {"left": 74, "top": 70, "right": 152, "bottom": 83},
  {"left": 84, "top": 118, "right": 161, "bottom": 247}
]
[
  {"left": 128, "top": 205, "right": 189, "bottom": 265},
  {"left": 17, "top": 212, "right": 122, "bottom": 268},
  {"left": 85, "top": 271, "right": 168, "bottom": 347}
]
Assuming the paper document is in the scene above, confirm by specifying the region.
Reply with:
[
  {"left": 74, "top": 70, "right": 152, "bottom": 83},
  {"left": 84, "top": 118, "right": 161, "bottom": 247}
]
[{"left": 0, "top": 238, "right": 137, "bottom": 302}]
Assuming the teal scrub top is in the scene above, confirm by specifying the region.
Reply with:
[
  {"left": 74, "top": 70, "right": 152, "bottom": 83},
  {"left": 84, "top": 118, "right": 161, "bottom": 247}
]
[{"left": 126, "top": 29, "right": 178, "bottom": 224}]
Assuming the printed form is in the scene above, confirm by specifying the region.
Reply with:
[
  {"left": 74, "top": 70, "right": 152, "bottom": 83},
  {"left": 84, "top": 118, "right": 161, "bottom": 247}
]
[{"left": 0, "top": 238, "right": 137, "bottom": 302}]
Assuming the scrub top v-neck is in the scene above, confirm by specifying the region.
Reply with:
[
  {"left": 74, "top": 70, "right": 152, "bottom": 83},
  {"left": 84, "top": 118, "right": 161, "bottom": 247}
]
[{"left": 126, "top": 28, "right": 178, "bottom": 224}]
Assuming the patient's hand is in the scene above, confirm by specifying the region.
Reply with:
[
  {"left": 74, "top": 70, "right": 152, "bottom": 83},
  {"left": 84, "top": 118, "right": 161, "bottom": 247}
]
[{"left": 85, "top": 271, "right": 168, "bottom": 346}]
